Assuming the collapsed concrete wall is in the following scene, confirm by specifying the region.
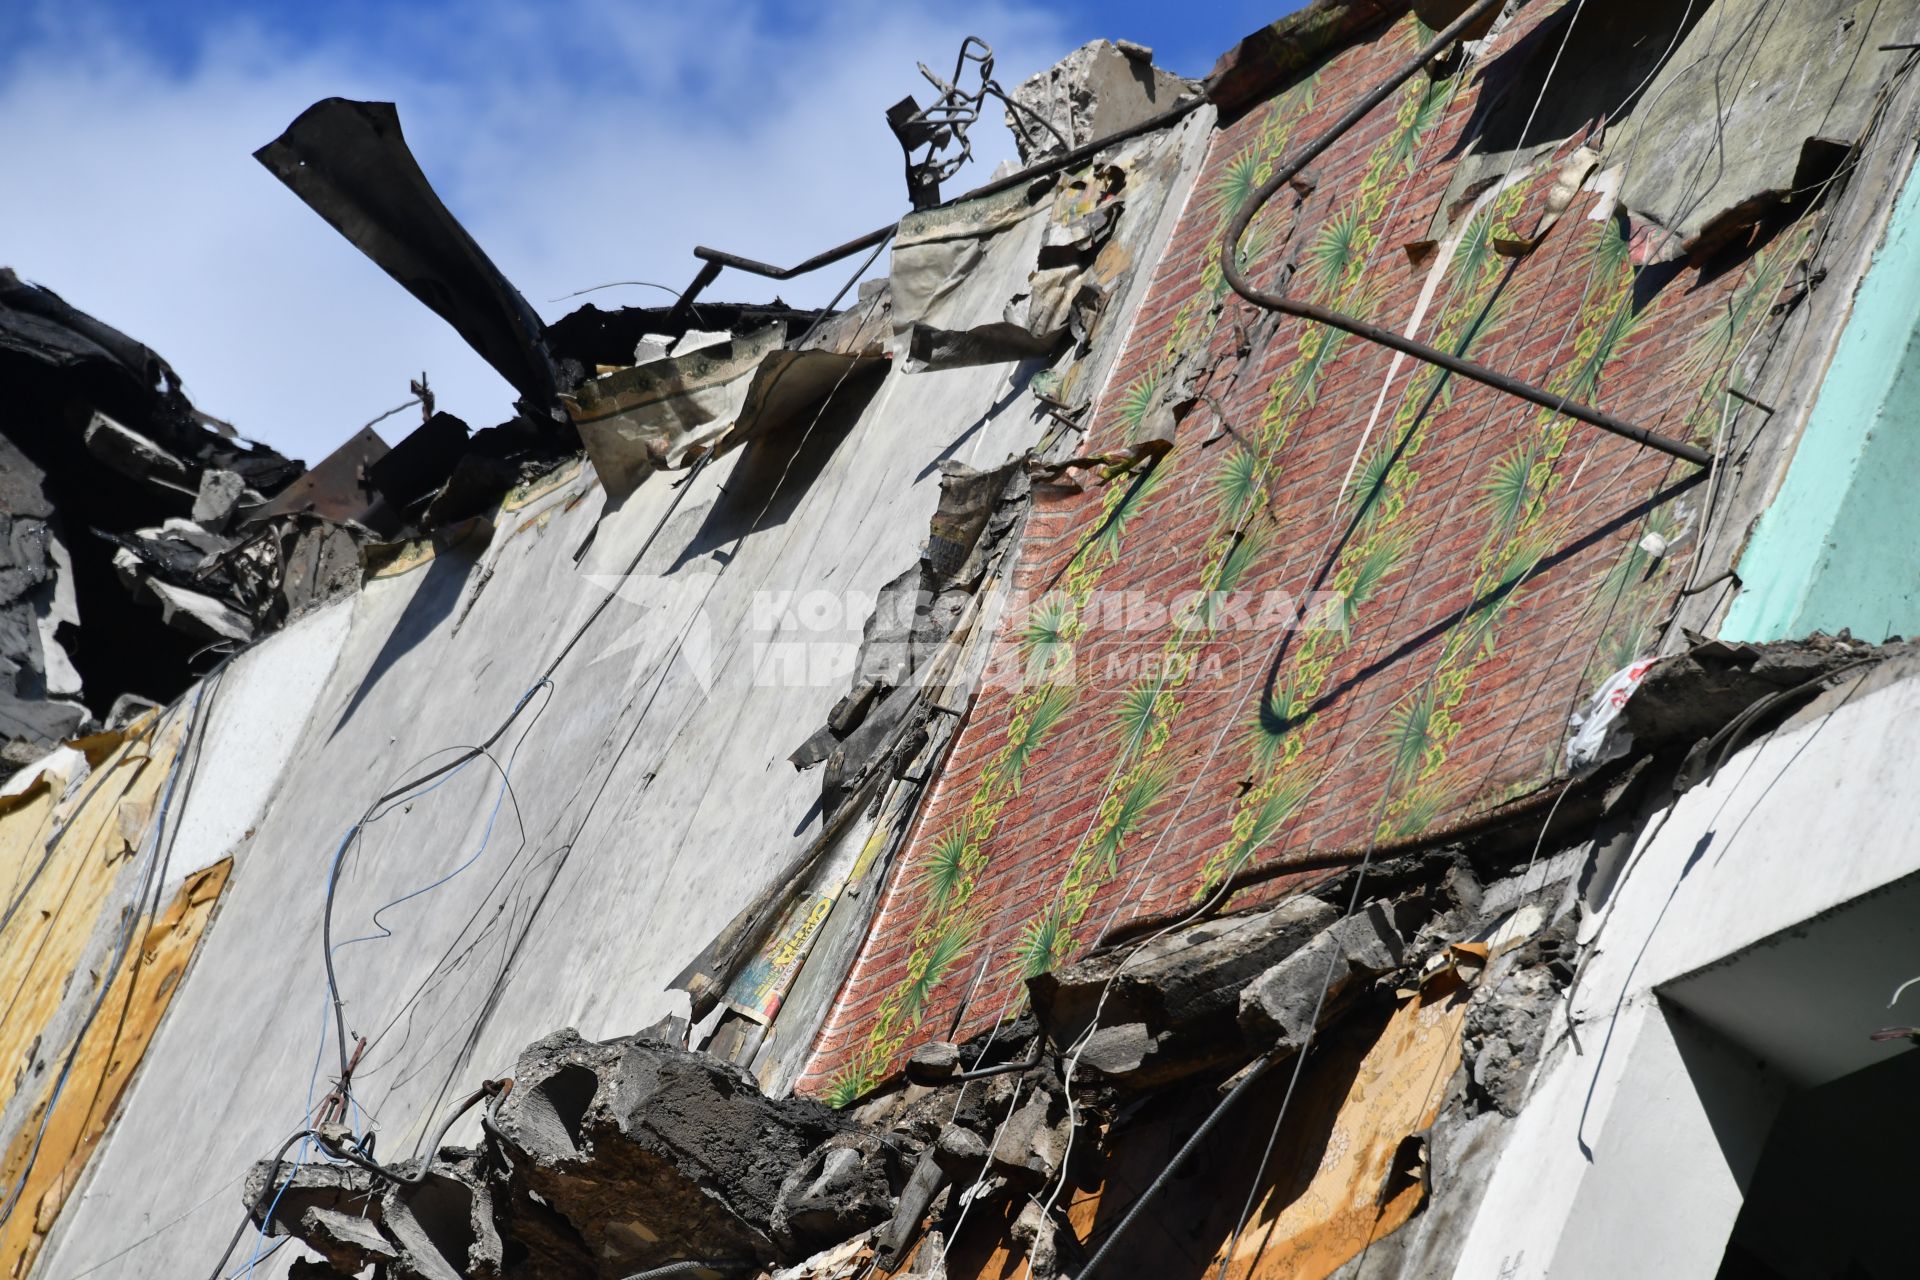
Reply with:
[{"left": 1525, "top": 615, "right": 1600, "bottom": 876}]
[
  {"left": 20, "top": 40, "right": 1210, "bottom": 1279},
  {"left": 10, "top": 2, "right": 1920, "bottom": 1278},
  {"left": 797, "top": 0, "right": 1920, "bottom": 1103},
  {"left": 224, "top": 637, "right": 1918, "bottom": 1280}
]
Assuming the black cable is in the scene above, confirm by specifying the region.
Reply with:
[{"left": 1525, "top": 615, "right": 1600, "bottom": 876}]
[
  {"left": 207, "top": 1084, "right": 505, "bottom": 1277},
  {"left": 905, "top": 1049, "right": 1043, "bottom": 1086},
  {"left": 311, "top": 1081, "right": 504, "bottom": 1185},
  {"left": 1069, "top": 1055, "right": 1278, "bottom": 1280},
  {"left": 321, "top": 453, "right": 712, "bottom": 1090},
  {"left": 794, "top": 230, "right": 894, "bottom": 349},
  {"left": 1219, "top": 0, "right": 1710, "bottom": 467},
  {"left": 617, "top": 1262, "right": 757, "bottom": 1279},
  {"left": 204, "top": 1127, "right": 314, "bottom": 1280}
]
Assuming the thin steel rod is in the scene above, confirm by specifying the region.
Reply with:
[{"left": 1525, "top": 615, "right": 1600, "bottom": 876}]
[
  {"left": 1070, "top": 1054, "right": 1279, "bottom": 1280},
  {"left": 692, "top": 226, "right": 897, "bottom": 281},
  {"left": 1220, "top": 0, "right": 1712, "bottom": 468},
  {"left": 668, "top": 92, "right": 1208, "bottom": 320}
]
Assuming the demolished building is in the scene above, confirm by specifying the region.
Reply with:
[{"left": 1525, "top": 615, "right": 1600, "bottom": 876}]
[{"left": 6, "top": 1, "right": 1920, "bottom": 1277}]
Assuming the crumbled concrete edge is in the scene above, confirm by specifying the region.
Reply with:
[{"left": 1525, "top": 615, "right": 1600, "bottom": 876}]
[
  {"left": 1205, "top": 0, "right": 1406, "bottom": 116},
  {"left": 252, "top": 828, "right": 1593, "bottom": 1278}
]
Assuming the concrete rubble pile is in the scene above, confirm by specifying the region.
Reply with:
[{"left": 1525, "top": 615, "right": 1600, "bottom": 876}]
[
  {"left": 247, "top": 851, "right": 1564, "bottom": 1279},
  {"left": 243, "top": 634, "right": 1894, "bottom": 1279}
]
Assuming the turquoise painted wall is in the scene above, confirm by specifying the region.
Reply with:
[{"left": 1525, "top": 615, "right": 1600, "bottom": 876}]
[{"left": 1721, "top": 156, "right": 1920, "bottom": 643}]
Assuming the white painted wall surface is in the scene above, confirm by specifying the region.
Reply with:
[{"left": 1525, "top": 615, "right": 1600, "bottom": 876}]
[
  {"left": 1451, "top": 660, "right": 1920, "bottom": 1278},
  {"left": 33, "top": 112, "right": 1212, "bottom": 1280},
  {"left": 157, "top": 600, "right": 355, "bottom": 899}
]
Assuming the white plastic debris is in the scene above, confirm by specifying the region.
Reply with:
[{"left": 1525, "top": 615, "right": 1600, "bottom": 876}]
[{"left": 1566, "top": 657, "right": 1655, "bottom": 771}]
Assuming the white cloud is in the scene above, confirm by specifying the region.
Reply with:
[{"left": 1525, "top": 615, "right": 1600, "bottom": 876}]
[{"left": 0, "top": 0, "right": 1072, "bottom": 461}]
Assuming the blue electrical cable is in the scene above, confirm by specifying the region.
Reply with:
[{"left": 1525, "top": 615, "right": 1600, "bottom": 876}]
[
  {"left": 330, "top": 749, "right": 517, "bottom": 956},
  {"left": 239, "top": 679, "right": 546, "bottom": 1278}
]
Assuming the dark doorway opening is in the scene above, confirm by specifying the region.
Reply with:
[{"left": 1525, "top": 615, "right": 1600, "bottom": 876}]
[{"left": 1715, "top": 1047, "right": 1920, "bottom": 1279}]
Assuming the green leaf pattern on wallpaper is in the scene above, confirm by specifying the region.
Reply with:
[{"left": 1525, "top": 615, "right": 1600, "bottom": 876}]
[
  {"left": 1193, "top": 182, "right": 1527, "bottom": 896},
  {"left": 1047, "top": 53, "right": 1460, "bottom": 971},
  {"left": 1368, "top": 214, "right": 1650, "bottom": 840},
  {"left": 822, "top": 12, "right": 1645, "bottom": 1102},
  {"left": 1578, "top": 228, "right": 1806, "bottom": 691},
  {"left": 821, "top": 65, "right": 1330, "bottom": 1104}
]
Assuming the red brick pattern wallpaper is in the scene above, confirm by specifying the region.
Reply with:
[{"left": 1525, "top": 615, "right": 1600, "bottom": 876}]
[{"left": 800, "top": 4, "right": 1799, "bottom": 1100}]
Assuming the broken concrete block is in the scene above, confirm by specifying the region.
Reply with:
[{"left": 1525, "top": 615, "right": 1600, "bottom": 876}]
[
  {"left": 1011, "top": 1196, "right": 1083, "bottom": 1280},
  {"left": 300, "top": 1204, "right": 399, "bottom": 1272},
  {"left": 243, "top": 1145, "right": 500, "bottom": 1280},
  {"left": 930, "top": 1124, "right": 988, "bottom": 1177},
  {"left": 1030, "top": 895, "right": 1336, "bottom": 1085},
  {"left": 488, "top": 1029, "right": 858, "bottom": 1270},
  {"left": 278, "top": 521, "right": 364, "bottom": 619},
  {"left": 1005, "top": 40, "right": 1200, "bottom": 163},
  {"left": 82, "top": 412, "right": 194, "bottom": 489},
  {"left": 874, "top": 1145, "right": 949, "bottom": 1272},
  {"left": 773, "top": 1130, "right": 907, "bottom": 1258},
  {"left": 1461, "top": 925, "right": 1574, "bottom": 1118},
  {"left": 242, "top": 1154, "right": 378, "bottom": 1238},
  {"left": 907, "top": 1039, "right": 963, "bottom": 1082},
  {"left": 1239, "top": 904, "right": 1409, "bottom": 1050},
  {"left": 193, "top": 468, "right": 246, "bottom": 528},
  {"left": 374, "top": 1193, "right": 467, "bottom": 1280},
  {"left": 1611, "top": 0, "right": 1909, "bottom": 254},
  {"left": 1071, "top": 1021, "right": 1157, "bottom": 1078},
  {"left": 989, "top": 1090, "right": 1059, "bottom": 1183},
  {"left": 1619, "top": 636, "right": 1884, "bottom": 763}
]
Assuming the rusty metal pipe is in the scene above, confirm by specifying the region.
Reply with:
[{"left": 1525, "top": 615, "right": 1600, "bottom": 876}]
[
  {"left": 669, "top": 91, "right": 1208, "bottom": 321},
  {"left": 1220, "top": 0, "right": 1712, "bottom": 469},
  {"left": 691, "top": 226, "right": 897, "bottom": 282}
]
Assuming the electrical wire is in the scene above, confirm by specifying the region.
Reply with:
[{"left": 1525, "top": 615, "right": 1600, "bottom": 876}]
[
  {"left": 51, "top": 1173, "right": 243, "bottom": 1280},
  {"left": 318, "top": 453, "right": 714, "bottom": 1097},
  {"left": 926, "top": 40, "right": 1524, "bottom": 1271},
  {"left": 1029, "top": 1, "right": 1768, "bottom": 1266},
  {"left": 203, "top": 1127, "right": 316, "bottom": 1280},
  {"left": 1068, "top": 1056, "right": 1278, "bottom": 1280},
  {"left": 279, "top": 285, "right": 890, "bottom": 1229},
  {"left": 257, "top": 692, "right": 543, "bottom": 1256},
  {"left": 988, "top": 1, "right": 1500, "bottom": 1096},
  {"left": 1468, "top": 0, "right": 1874, "bottom": 791},
  {"left": 1202, "top": 7, "right": 1792, "bottom": 1269},
  {"left": 923, "top": 23, "right": 1530, "bottom": 1268}
]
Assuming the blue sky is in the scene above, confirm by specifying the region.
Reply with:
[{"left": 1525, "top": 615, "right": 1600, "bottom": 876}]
[{"left": 0, "top": 1, "right": 1301, "bottom": 460}]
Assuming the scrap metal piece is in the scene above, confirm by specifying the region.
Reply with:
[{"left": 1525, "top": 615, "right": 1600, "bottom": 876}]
[
  {"left": 673, "top": 94, "right": 1202, "bottom": 320},
  {"left": 244, "top": 427, "right": 389, "bottom": 528},
  {"left": 886, "top": 37, "right": 1067, "bottom": 211},
  {"left": 256, "top": 98, "right": 561, "bottom": 412},
  {"left": 562, "top": 325, "right": 881, "bottom": 500}
]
